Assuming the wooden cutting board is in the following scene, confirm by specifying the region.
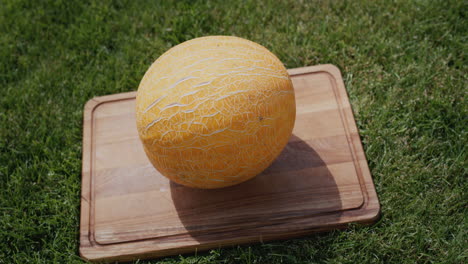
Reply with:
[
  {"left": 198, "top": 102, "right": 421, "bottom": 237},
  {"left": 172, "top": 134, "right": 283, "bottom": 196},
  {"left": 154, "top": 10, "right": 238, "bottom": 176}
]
[{"left": 79, "top": 64, "right": 380, "bottom": 262}]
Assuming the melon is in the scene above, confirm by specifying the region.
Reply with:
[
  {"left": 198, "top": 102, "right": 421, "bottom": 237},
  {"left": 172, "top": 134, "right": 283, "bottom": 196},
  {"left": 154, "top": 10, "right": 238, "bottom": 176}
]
[{"left": 136, "top": 36, "right": 296, "bottom": 189}]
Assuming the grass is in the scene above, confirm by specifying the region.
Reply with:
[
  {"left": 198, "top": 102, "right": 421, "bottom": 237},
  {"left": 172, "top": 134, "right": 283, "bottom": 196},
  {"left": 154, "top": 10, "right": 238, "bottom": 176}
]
[{"left": 0, "top": 0, "right": 466, "bottom": 263}]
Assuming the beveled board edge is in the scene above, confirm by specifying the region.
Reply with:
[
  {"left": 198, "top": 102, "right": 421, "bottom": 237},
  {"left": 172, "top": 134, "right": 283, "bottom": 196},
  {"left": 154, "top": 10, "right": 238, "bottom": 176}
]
[
  {"left": 79, "top": 64, "right": 381, "bottom": 262},
  {"left": 321, "top": 64, "right": 380, "bottom": 224},
  {"left": 80, "top": 92, "right": 138, "bottom": 260}
]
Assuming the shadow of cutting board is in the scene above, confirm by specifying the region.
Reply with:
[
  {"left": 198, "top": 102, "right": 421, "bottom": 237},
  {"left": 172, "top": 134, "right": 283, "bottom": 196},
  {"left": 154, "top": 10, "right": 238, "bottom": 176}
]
[{"left": 79, "top": 64, "right": 380, "bottom": 262}]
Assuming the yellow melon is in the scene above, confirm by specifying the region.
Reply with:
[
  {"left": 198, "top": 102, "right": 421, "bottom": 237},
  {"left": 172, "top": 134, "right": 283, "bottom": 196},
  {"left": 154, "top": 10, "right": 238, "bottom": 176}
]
[{"left": 136, "top": 36, "right": 295, "bottom": 189}]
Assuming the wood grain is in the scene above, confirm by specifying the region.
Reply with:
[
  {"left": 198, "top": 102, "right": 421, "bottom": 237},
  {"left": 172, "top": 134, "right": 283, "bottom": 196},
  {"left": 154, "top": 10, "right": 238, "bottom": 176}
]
[{"left": 79, "top": 64, "right": 380, "bottom": 262}]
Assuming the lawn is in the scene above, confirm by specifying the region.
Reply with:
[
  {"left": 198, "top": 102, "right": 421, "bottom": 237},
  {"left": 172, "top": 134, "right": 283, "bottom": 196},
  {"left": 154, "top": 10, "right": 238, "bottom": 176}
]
[{"left": 0, "top": 0, "right": 466, "bottom": 263}]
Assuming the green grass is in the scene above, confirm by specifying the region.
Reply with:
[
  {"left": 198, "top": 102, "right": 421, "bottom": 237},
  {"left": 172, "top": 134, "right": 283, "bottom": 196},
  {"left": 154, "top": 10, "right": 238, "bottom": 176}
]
[{"left": 1, "top": 0, "right": 467, "bottom": 263}]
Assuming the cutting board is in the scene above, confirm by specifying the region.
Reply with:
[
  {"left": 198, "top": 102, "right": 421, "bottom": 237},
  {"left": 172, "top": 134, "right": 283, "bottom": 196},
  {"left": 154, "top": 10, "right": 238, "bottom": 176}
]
[{"left": 79, "top": 64, "right": 380, "bottom": 262}]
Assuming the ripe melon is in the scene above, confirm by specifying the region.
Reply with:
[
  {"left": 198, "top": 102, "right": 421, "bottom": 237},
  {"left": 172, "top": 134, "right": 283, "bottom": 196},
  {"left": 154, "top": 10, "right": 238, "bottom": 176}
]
[{"left": 136, "top": 36, "right": 295, "bottom": 189}]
